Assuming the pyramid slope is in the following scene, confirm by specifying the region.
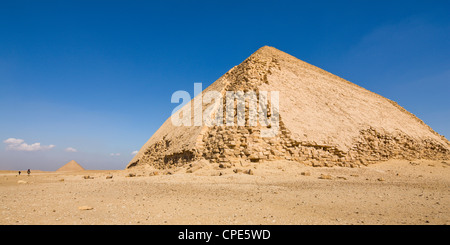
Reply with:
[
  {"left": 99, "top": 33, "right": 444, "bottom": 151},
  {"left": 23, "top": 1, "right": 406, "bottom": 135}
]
[
  {"left": 127, "top": 46, "right": 450, "bottom": 169},
  {"left": 128, "top": 65, "right": 234, "bottom": 168},
  {"left": 256, "top": 46, "right": 448, "bottom": 151},
  {"left": 57, "top": 160, "right": 85, "bottom": 172}
]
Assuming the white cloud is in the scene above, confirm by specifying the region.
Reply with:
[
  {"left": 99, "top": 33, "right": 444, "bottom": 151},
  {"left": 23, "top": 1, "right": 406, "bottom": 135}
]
[
  {"left": 3, "top": 138, "right": 55, "bottom": 152},
  {"left": 110, "top": 153, "right": 121, "bottom": 156},
  {"left": 4, "top": 138, "right": 24, "bottom": 145},
  {"left": 131, "top": 150, "right": 138, "bottom": 155},
  {"left": 65, "top": 147, "right": 77, "bottom": 153}
]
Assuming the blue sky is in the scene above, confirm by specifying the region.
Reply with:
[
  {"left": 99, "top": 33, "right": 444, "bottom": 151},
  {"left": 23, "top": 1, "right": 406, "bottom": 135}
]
[{"left": 0, "top": 0, "right": 449, "bottom": 170}]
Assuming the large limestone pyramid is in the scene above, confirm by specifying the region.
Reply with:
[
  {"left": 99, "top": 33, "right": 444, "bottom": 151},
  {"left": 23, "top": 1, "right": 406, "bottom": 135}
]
[
  {"left": 127, "top": 46, "right": 450, "bottom": 169},
  {"left": 57, "top": 160, "right": 85, "bottom": 172}
]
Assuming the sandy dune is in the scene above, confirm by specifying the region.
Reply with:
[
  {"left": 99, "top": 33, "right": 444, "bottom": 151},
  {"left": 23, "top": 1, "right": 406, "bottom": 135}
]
[{"left": 1, "top": 159, "right": 448, "bottom": 225}]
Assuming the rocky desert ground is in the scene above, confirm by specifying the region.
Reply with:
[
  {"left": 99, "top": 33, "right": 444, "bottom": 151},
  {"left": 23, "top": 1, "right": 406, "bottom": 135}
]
[{"left": 1, "top": 159, "right": 448, "bottom": 225}]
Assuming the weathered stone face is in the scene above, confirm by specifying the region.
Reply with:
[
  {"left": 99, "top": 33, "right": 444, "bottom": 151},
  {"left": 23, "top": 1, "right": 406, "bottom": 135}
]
[{"left": 127, "top": 46, "right": 450, "bottom": 170}]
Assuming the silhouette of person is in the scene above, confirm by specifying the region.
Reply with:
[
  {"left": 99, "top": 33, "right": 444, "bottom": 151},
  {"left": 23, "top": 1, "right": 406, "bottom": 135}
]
[
  {"left": 27, "top": 169, "right": 30, "bottom": 176},
  {"left": 18, "top": 171, "right": 21, "bottom": 175}
]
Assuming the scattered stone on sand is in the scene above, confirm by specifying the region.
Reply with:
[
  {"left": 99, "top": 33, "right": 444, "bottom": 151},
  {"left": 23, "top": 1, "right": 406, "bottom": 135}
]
[
  {"left": 106, "top": 175, "right": 113, "bottom": 179},
  {"left": 78, "top": 206, "right": 93, "bottom": 211},
  {"left": 377, "top": 178, "right": 385, "bottom": 182},
  {"left": 319, "top": 174, "right": 332, "bottom": 180},
  {"left": 149, "top": 171, "right": 159, "bottom": 176},
  {"left": 17, "top": 180, "right": 27, "bottom": 184},
  {"left": 211, "top": 171, "right": 224, "bottom": 176},
  {"left": 126, "top": 173, "right": 136, "bottom": 178},
  {"left": 301, "top": 171, "right": 311, "bottom": 176},
  {"left": 83, "top": 175, "right": 94, "bottom": 179},
  {"left": 312, "top": 162, "right": 323, "bottom": 168}
]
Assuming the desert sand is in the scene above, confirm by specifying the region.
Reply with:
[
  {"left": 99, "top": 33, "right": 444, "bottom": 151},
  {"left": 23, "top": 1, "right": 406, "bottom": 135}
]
[{"left": 1, "top": 159, "right": 448, "bottom": 225}]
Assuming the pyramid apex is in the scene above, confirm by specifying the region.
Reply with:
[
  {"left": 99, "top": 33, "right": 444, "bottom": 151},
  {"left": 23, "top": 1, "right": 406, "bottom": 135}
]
[
  {"left": 257, "top": 45, "right": 273, "bottom": 50},
  {"left": 254, "top": 45, "right": 281, "bottom": 54},
  {"left": 247, "top": 46, "right": 294, "bottom": 61}
]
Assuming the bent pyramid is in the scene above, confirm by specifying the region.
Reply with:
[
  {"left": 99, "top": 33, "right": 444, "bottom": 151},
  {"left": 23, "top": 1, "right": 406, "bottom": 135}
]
[
  {"left": 128, "top": 46, "right": 450, "bottom": 169},
  {"left": 57, "top": 160, "right": 85, "bottom": 172}
]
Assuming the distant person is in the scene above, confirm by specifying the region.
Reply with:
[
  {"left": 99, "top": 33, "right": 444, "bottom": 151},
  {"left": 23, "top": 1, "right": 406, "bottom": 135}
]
[
  {"left": 18, "top": 171, "right": 21, "bottom": 175},
  {"left": 27, "top": 169, "right": 30, "bottom": 176}
]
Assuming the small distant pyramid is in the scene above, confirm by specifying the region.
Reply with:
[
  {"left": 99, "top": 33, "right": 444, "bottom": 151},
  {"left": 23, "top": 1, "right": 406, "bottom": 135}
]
[{"left": 57, "top": 160, "right": 85, "bottom": 172}]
